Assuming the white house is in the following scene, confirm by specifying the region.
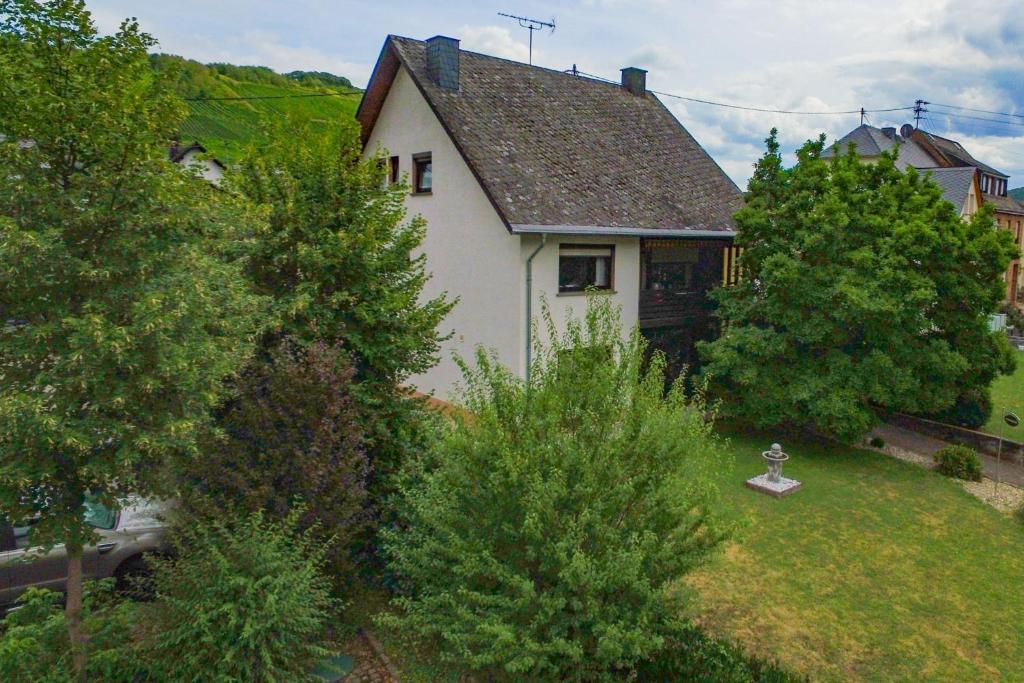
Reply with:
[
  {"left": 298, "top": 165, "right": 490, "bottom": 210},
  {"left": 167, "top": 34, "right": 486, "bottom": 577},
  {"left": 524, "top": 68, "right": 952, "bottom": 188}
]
[
  {"left": 169, "top": 141, "right": 225, "bottom": 184},
  {"left": 358, "top": 35, "right": 743, "bottom": 399}
]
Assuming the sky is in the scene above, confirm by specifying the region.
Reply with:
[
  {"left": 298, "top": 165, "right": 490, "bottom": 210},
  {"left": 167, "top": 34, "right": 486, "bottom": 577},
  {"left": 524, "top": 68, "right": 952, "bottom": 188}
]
[{"left": 88, "top": 0, "right": 1024, "bottom": 188}]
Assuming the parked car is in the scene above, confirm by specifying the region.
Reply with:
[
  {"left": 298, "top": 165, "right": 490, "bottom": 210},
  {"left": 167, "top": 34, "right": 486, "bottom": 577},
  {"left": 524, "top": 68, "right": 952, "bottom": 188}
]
[{"left": 0, "top": 497, "right": 168, "bottom": 606}]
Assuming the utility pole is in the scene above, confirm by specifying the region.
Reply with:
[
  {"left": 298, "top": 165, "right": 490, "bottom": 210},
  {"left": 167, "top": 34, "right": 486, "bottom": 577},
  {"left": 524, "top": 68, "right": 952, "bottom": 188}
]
[
  {"left": 913, "top": 99, "right": 928, "bottom": 128},
  {"left": 497, "top": 12, "right": 555, "bottom": 65},
  {"left": 860, "top": 107, "right": 866, "bottom": 126}
]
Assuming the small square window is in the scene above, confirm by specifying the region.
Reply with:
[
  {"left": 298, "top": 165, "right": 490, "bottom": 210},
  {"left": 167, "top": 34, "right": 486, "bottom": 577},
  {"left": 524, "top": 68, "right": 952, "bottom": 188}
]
[
  {"left": 388, "top": 155, "right": 399, "bottom": 184},
  {"left": 413, "top": 153, "right": 432, "bottom": 194},
  {"left": 558, "top": 245, "right": 614, "bottom": 293}
]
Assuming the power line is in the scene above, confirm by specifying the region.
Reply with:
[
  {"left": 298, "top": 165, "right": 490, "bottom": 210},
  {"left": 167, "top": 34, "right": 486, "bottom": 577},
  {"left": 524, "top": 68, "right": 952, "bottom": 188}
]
[
  {"left": 567, "top": 68, "right": 914, "bottom": 116},
  {"left": 928, "top": 110, "right": 1024, "bottom": 128},
  {"left": 930, "top": 102, "right": 1024, "bottom": 120},
  {"left": 184, "top": 92, "right": 361, "bottom": 102}
]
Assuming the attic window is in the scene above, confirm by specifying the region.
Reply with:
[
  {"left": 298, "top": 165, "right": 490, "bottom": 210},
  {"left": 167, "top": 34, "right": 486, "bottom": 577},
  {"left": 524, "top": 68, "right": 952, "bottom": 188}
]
[
  {"left": 559, "top": 245, "right": 614, "bottom": 293},
  {"left": 413, "top": 152, "right": 432, "bottom": 194}
]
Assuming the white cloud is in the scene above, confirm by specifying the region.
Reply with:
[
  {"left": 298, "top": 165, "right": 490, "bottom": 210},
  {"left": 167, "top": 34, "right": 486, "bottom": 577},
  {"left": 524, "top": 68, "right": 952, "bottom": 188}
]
[{"left": 459, "top": 25, "right": 531, "bottom": 63}]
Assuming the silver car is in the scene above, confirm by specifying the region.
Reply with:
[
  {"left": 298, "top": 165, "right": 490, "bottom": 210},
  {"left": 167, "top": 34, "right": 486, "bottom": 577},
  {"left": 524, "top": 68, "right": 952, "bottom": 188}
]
[{"left": 0, "top": 498, "right": 168, "bottom": 606}]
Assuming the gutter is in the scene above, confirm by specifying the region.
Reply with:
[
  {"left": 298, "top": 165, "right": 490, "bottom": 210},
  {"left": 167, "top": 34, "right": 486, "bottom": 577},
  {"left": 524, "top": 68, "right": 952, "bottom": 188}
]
[
  {"left": 524, "top": 234, "right": 547, "bottom": 384},
  {"left": 511, "top": 224, "right": 737, "bottom": 238}
]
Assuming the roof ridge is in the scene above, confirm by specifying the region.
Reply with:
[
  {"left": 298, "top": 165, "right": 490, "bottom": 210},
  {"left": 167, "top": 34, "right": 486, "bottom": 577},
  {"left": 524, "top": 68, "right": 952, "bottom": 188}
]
[{"left": 388, "top": 34, "right": 635, "bottom": 95}]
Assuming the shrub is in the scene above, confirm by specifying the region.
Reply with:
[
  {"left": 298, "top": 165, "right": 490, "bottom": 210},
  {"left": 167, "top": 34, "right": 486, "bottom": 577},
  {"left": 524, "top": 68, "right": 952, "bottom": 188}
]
[
  {"left": 143, "top": 508, "right": 337, "bottom": 682},
  {"left": 0, "top": 581, "right": 141, "bottom": 682},
  {"left": 930, "top": 389, "right": 993, "bottom": 430},
  {"left": 933, "top": 445, "right": 983, "bottom": 481},
  {"left": 632, "top": 620, "right": 804, "bottom": 682},
  {"left": 380, "top": 297, "right": 729, "bottom": 680},
  {"left": 187, "top": 340, "right": 369, "bottom": 582},
  {"left": 869, "top": 436, "right": 885, "bottom": 449},
  {"left": 1000, "top": 302, "right": 1024, "bottom": 333}
]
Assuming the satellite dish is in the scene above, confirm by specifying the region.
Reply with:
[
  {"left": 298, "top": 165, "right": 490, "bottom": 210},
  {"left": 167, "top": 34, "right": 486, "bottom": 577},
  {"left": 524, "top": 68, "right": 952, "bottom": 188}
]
[
  {"left": 900, "top": 123, "right": 915, "bottom": 139},
  {"left": 1005, "top": 412, "right": 1020, "bottom": 428}
]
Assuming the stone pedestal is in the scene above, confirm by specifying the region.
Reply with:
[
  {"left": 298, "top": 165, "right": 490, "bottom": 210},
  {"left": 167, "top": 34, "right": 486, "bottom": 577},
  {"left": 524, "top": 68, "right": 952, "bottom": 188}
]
[{"left": 744, "top": 473, "right": 802, "bottom": 498}]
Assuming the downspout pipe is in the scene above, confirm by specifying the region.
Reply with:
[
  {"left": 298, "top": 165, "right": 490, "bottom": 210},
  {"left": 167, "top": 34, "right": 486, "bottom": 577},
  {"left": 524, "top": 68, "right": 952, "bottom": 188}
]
[{"left": 525, "top": 233, "right": 547, "bottom": 384}]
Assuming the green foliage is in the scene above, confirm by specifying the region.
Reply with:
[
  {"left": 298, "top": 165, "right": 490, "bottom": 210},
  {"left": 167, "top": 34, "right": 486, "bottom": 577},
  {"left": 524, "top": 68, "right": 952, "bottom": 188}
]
[
  {"left": 230, "top": 115, "right": 455, "bottom": 488},
  {"left": 0, "top": 0, "right": 265, "bottom": 561},
  {"left": 287, "top": 70, "right": 355, "bottom": 88},
  {"left": 932, "top": 445, "right": 983, "bottom": 481},
  {"left": 149, "top": 54, "right": 360, "bottom": 163},
  {"left": 929, "top": 388, "right": 993, "bottom": 429},
  {"left": 1001, "top": 302, "right": 1024, "bottom": 332},
  {"left": 700, "top": 129, "right": 1019, "bottom": 442},
  {"left": 185, "top": 340, "right": 369, "bottom": 583},
  {"left": 144, "top": 508, "right": 337, "bottom": 682},
  {"left": 633, "top": 620, "right": 803, "bottom": 682},
  {"left": 1009, "top": 187, "right": 1024, "bottom": 202},
  {"left": 380, "top": 297, "right": 728, "bottom": 680},
  {"left": 0, "top": 582, "right": 141, "bottom": 682}
]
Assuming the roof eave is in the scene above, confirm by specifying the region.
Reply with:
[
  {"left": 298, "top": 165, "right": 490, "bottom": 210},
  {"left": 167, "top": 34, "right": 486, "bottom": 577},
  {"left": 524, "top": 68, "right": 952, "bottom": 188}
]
[{"left": 511, "top": 224, "right": 736, "bottom": 238}]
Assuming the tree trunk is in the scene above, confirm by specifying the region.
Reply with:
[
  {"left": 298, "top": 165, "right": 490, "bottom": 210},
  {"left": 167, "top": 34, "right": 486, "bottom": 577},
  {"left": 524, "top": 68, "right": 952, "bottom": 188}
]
[{"left": 66, "top": 546, "right": 87, "bottom": 682}]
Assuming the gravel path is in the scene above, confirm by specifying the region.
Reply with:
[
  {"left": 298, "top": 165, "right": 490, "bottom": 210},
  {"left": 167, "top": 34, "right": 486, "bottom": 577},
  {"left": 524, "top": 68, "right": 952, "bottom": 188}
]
[{"left": 869, "top": 423, "right": 1024, "bottom": 514}]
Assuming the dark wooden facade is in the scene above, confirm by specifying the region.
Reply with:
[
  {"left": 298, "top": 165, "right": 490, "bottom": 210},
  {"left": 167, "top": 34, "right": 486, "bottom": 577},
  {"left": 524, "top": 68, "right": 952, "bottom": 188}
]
[{"left": 638, "top": 237, "right": 738, "bottom": 376}]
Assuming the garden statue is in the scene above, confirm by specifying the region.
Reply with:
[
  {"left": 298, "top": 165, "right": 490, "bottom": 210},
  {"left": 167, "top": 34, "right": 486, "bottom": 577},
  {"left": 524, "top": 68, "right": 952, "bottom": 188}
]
[{"left": 745, "top": 442, "right": 802, "bottom": 498}]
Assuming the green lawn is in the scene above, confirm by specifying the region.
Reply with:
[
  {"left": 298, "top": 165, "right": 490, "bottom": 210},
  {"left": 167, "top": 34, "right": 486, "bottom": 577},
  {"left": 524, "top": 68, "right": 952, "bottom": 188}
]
[
  {"left": 685, "top": 428, "right": 1024, "bottom": 682},
  {"left": 984, "top": 350, "right": 1024, "bottom": 440},
  {"left": 348, "top": 424, "right": 1024, "bottom": 683}
]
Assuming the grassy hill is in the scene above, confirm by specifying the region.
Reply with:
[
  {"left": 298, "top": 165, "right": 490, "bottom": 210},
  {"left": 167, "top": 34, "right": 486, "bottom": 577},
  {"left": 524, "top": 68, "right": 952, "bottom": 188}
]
[
  {"left": 151, "top": 54, "right": 362, "bottom": 163},
  {"left": 1010, "top": 187, "right": 1024, "bottom": 201}
]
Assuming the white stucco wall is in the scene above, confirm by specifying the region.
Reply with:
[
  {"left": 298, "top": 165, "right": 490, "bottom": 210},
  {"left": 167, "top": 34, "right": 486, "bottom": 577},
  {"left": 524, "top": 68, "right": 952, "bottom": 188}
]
[
  {"left": 520, "top": 234, "right": 640, "bottom": 364},
  {"left": 363, "top": 66, "right": 642, "bottom": 399},
  {"left": 178, "top": 149, "right": 224, "bottom": 184},
  {"left": 364, "top": 67, "right": 523, "bottom": 398}
]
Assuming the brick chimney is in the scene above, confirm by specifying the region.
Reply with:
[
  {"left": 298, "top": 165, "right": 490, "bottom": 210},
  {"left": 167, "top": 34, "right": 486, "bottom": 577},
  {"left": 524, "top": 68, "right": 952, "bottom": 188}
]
[
  {"left": 426, "top": 35, "right": 460, "bottom": 90},
  {"left": 620, "top": 67, "right": 647, "bottom": 96}
]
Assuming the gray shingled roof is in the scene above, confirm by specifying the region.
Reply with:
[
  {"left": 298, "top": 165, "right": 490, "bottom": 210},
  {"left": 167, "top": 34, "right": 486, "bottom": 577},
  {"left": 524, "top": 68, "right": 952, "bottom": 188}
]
[
  {"left": 823, "top": 124, "right": 937, "bottom": 169},
  {"left": 921, "top": 131, "right": 1008, "bottom": 178},
  {"left": 360, "top": 36, "right": 742, "bottom": 233},
  {"left": 984, "top": 192, "right": 1024, "bottom": 216},
  {"left": 920, "top": 167, "right": 976, "bottom": 212}
]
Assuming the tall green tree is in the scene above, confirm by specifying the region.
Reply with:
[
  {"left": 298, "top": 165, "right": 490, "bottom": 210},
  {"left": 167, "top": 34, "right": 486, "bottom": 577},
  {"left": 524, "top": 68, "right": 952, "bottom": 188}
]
[
  {"left": 381, "top": 298, "right": 728, "bottom": 680},
  {"left": 230, "top": 117, "right": 454, "bottom": 488},
  {"left": 699, "top": 130, "right": 1019, "bottom": 441},
  {"left": 0, "top": 1, "right": 265, "bottom": 675}
]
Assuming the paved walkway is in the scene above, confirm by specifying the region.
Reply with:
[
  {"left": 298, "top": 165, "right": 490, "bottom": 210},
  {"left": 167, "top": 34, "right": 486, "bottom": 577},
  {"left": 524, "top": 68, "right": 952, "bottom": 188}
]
[
  {"left": 871, "top": 422, "right": 1024, "bottom": 488},
  {"left": 341, "top": 630, "right": 399, "bottom": 682}
]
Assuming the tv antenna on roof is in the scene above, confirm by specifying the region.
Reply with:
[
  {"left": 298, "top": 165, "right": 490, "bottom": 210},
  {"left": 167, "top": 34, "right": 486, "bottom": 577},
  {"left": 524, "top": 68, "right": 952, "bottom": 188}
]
[{"left": 497, "top": 12, "right": 555, "bottom": 65}]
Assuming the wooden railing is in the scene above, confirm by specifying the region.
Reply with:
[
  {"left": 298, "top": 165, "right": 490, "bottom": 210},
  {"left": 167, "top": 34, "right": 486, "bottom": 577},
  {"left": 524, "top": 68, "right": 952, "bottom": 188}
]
[{"left": 638, "top": 289, "right": 714, "bottom": 328}]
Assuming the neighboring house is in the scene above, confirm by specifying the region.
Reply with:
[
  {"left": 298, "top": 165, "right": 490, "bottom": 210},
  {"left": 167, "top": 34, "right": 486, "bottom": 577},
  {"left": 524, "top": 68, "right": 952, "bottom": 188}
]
[
  {"left": 169, "top": 140, "right": 225, "bottom": 184},
  {"left": 826, "top": 123, "right": 1024, "bottom": 305},
  {"left": 357, "top": 35, "right": 743, "bottom": 399}
]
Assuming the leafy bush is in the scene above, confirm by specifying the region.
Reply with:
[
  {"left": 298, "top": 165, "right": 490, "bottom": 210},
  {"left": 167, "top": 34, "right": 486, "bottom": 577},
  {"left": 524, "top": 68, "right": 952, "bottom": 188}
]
[
  {"left": 143, "top": 509, "right": 337, "bottom": 682},
  {"left": 933, "top": 445, "right": 983, "bottom": 482},
  {"left": 0, "top": 581, "right": 141, "bottom": 682},
  {"left": 381, "top": 297, "right": 729, "bottom": 680},
  {"left": 1000, "top": 302, "right": 1024, "bottom": 333},
  {"left": 929, "top": 389, "right": 993, "bottom": 430},
  {"left": 869, "top": 436, "right": 885, "bottom": 449},
  {"left": 187, "top": 340, "right": 368, "bottom": 582},
  {"left": 632, "top": 620, "right": 803, "bottom": 682}
]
